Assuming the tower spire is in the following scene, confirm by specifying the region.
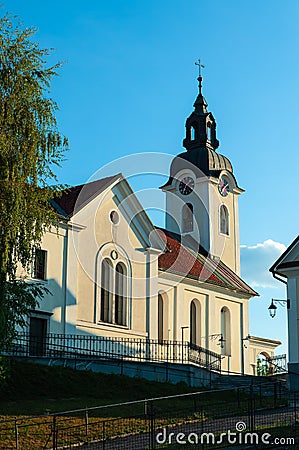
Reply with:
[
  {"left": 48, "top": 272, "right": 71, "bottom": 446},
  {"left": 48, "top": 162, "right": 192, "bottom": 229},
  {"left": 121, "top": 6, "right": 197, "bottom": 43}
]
[
  {"left": 195, "top": 59, "right": 204, "bottom": 94},
  {"left": 193, "top": 59, "right": 207, "bottom": 113},
  {"left": 182, "top": 60, "right": 219, "bottom": 152}
]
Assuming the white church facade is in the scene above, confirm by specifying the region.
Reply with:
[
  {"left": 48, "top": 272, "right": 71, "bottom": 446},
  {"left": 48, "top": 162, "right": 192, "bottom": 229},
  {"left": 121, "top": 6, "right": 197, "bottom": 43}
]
[{"left": 23, "top": 74, "right": 281, "bottom": 378}]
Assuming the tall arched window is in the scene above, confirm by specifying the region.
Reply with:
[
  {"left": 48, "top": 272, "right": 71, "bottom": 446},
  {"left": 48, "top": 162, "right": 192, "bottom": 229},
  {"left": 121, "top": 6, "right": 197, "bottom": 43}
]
[
  {"left": 190, "top": 301, "right": 197, "bottom": 345},
  {"left": 100, "top": 259, "right": 112, "bottom": 323},
  {"left": 190, "top": 300, "right": 201, "bottom": 346},
  {"left": 221, "top": 307, "right": 231, "bottom": 356},
  {"left": 220, "top": 205, "right": 229, "bottom": 235},
  {"left": 115, "top": 263, "right": 127, "bottom": 326},
  {"left": 158, "top": 294, "right": 164, "bottom": 343},
  {"left": 158, "top": 293, "right": 169, "bottom": 343},
  {"left": 182, "top": 203, "right": 193, "bottom": 233}
]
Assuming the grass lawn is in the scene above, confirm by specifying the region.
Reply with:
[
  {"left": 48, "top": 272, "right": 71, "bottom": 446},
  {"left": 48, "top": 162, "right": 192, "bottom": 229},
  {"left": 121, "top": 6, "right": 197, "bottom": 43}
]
[
  {"left": 0, "top": 359, "right": 205, "bottom": 417},
  {"left": 0, "top": 359, "right": 284, "bottom": 417}
]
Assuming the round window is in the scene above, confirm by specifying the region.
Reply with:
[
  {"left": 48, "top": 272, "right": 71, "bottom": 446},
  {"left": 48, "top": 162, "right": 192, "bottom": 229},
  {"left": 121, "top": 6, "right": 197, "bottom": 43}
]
[
  {"left": 110, "top": 210, "right": 119, "bottom": 224},
  {"left": 110, "top": 250, "right": 118, "bottom": 260}
]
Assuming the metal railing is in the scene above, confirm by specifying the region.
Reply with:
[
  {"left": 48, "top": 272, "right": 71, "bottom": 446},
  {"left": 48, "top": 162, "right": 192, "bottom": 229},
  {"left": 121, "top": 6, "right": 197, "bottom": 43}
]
[
  {"left": 267, "top": 353, "right": 287, "bottom": 374},
  {"left": 8, "top": 332, "right": 222, "bottom": 372}
]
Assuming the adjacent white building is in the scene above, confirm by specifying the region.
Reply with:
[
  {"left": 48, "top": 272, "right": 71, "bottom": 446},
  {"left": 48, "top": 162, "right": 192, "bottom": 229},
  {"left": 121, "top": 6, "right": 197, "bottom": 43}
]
[{"left": 270, "top": 236, "right": 299, "bottom": 389}]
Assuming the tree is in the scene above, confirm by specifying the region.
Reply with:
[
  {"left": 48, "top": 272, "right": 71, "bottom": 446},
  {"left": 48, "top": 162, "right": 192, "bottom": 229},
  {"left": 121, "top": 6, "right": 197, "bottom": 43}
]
[{"left": 0, "top": 14, "right": 68, "bottom": 350}]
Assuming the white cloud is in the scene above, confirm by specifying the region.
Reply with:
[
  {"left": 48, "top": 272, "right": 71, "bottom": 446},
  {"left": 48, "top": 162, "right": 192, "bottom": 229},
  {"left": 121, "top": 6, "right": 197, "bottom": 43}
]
[
  {"left": 240, "top": 239, "right": 286, "bottom": 288},
  {"left": 240, "top": 239, "right": 286, "bottom": 253}
]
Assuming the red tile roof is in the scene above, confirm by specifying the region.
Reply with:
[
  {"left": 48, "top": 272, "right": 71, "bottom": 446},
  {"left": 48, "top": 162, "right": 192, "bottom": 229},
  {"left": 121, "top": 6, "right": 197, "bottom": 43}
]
[
  {"left": 53, "top": 175, "right": 120, "bottom": 217},
  {"left": 157, "top": 228, "right": 257, "bottom": 297}
]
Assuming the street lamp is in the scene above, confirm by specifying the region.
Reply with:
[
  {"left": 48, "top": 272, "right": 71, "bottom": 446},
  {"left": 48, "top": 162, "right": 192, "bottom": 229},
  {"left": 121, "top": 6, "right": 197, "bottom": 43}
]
[
  {"left": 268, "top": 298, "right": 290, "bottom": 318},
  {"left": 241, "top": 334, "right": 251, "bottom": 375},
  {"left": 218, "top": 334, "right": 225, "bottom": 349}
]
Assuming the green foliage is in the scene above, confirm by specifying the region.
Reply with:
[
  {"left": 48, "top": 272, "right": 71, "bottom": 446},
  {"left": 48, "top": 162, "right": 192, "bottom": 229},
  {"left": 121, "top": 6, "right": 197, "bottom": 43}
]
[
  {"left": 0, "top": 13, "right": 68, "bottom": 349},
  {"left": 257, "top": 357, "right": 269, "bottom": 376},
  {"left": 1, "top": 279, "right": 50, "bottom": 347}
]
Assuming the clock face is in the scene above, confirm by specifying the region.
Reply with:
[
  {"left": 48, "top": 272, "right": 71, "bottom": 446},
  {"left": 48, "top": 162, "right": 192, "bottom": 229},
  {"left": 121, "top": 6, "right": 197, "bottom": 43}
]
[
  {"left": 179, "top": 176, "right": 195, "bottom": 195},
  {"left": 218, "top": 177, "right": 230, "bottom": 197}
]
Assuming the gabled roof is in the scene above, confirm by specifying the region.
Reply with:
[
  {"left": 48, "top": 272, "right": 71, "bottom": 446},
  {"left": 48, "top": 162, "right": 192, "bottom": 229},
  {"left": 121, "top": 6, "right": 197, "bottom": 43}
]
[
  {"left": 157, "top": 228, "right": 258, "bottom": 297},
  {"left": 270, "top": 235, "right": 299, "bottom": 276},
  {"left": 52, "top": 174, "right": 121, "bottom": 217},
  {"left": 51, "top": 174, "right": 166, "bottom": 252}
]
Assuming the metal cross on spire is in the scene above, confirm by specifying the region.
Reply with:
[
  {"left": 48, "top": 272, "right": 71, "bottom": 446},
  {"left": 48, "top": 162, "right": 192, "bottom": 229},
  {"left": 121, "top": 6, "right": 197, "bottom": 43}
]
[{"left": 195, "top": 59, "right": 204, "bottom": 78}]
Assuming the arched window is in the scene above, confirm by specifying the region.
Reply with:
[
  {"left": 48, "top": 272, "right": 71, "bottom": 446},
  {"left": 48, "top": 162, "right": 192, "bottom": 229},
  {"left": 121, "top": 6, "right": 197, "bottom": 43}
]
[
  {"left": 220, "top": 205, "right": 229, "bottom": 235},
  {"left": 182, "top": 203, "right": 193, "bottom": 233},
  {"left": 158, "top": 294, "right": 164, "bottom": 343},
  {"left": 158, "top": 293, "right": 169, "bottom": 343},
  {"left": 115, "top": 263, "right": 127, "bottom": 326},
  {"left": 191, "top": 124, "right": 196, "bottom": 140},
  {"left": 100, "top": 259, "right": 112, "bottom": 323},
  {"left": 207, "top": 122, "right": 212, "bottom": 140},
  {"left": 221, "top": 307, "right": 231, "bottom": 356},
  {"left": 98, "top": 254, "right": 130, "bottom": 327},
  {"left": 190, "top": 301, "right": 196, "bottom": 345},
  {"left": 190, "top": 300, "right": 201, "bottom": 346}
]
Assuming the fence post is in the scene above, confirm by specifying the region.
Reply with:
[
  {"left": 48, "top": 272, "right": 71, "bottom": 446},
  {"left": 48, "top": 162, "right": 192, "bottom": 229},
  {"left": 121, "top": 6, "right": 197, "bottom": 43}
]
[
  {"left": 103, "top": 420, "right": 106, "bottom": 450},
  {"left": 166, "top": 340, "right": 169, "bottom": 383},
  {"left": 201, "top": 405, "right": 204, "bottom": 450},
  {"left": 149, "top": 401, "right": 155, "bottom": 450},
  {"left": 146, "top": 338, "right": 150, "bottom": 361},
  {"left": 85, "top": 409, "right": 89, "bottom": 442},
  {"left": 52, "top": 415, "right": 57, "bottom": 450},
  {"left": 14, "top": 420, "right": 18, "bottom": 449},
  {"left": 294, "top": 391, "right": 297, "bottom": 440},
  {"left": 249, "top": 386, "right": 254, "bottom": 432}
]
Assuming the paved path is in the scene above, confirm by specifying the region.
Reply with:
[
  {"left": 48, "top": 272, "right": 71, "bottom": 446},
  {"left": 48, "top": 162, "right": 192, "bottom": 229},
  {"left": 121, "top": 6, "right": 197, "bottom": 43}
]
[{"left": 75, "top": 407, "right": 298, "bottom": 450}]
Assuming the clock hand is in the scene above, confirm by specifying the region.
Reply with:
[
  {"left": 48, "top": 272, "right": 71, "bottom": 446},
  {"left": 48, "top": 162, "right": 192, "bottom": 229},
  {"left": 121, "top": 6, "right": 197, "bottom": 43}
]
[{"left": 221, "top": 183, "right": 228, "bottom": 194}]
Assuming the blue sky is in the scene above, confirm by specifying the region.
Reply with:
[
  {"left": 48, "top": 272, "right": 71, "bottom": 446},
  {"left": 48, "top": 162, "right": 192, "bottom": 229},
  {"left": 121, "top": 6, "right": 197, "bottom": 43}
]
[{"left": 5, "top": 0, "right": 299, "bottom": 355}]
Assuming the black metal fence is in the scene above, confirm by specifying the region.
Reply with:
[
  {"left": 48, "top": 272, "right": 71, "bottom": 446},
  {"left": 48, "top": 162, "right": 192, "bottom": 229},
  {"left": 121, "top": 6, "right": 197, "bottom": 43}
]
[
  {"left": 267, "top": 354, "right": 287, "bottom": 374},
  {"left": 8, "top": 333, "right": 222, "bottom": 372},
  {"left": 0, "top": 382, "right": 297, "bottom": 450}
]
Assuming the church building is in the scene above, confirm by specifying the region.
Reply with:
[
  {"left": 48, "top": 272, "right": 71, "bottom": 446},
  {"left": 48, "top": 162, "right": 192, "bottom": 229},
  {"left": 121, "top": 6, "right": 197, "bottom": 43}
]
[{"left": 23, "top": 70, "right": 281, "bottom": 378}]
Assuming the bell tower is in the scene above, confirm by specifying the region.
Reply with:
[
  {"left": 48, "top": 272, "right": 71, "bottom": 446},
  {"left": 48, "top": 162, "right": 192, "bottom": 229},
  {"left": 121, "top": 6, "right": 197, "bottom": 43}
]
[
  {"left": 161, "top": 63, "right": 243, "bottom": 275},
  {"left": 183, "top": 60, "right": 219, "bottom": 153}
]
